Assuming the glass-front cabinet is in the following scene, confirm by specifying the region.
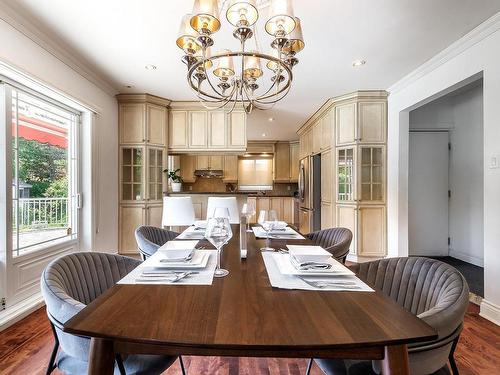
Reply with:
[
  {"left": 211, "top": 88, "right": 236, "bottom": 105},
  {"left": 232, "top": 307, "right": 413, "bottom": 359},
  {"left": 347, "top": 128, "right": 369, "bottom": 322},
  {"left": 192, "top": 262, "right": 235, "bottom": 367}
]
[
  {"left": 359, "top": 146, "right": 385, "bottom": 203},
  {"left": 337, "top": 147, "right": 355, "bottom": 202},
  {"left": 121, "top": 147, "right": 144, "bottom": 201},
  {"left": 148, "top": 148, "right": 164, "bottom": 201}
]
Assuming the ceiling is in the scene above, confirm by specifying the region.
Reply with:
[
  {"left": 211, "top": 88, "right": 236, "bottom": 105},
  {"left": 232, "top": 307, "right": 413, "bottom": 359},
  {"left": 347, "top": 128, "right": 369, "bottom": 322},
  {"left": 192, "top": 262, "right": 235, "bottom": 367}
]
[{"left": 3, "top": 0, "right": 500, "bottom": 140}]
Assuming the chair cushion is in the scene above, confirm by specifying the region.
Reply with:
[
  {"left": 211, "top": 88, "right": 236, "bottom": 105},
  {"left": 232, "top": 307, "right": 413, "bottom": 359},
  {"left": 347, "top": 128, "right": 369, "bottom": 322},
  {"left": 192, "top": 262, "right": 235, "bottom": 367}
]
[{"left": 135, "top": 226, "right": 179, "bottom": 257}]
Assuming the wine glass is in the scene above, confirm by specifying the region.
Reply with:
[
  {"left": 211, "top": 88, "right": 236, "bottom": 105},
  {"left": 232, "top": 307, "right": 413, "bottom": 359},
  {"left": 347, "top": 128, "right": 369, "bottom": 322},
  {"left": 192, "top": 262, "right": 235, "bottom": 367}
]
[
  {"left": 241, "top": 200, "right": 256, "bottom": 232},
  {"left": 205, "top": 207, "right": 233, "bottom": 277},
  {"left": 258, "top": 209, "right": 278, "bottom": 251}
]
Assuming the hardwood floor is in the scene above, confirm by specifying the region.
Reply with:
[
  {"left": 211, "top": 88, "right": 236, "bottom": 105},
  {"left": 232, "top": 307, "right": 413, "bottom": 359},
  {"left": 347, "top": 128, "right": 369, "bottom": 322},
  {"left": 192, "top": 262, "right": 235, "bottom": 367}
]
[{"left": 0, "top": 303, "right": 498, "bottom": 375}]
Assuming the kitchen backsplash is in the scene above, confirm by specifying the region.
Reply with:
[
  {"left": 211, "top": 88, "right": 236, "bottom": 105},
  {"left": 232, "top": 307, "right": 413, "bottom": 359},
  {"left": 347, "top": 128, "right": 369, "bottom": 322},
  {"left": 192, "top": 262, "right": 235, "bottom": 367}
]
[{"left": 178, "top": 178, "right": 297, "bottom": 195}]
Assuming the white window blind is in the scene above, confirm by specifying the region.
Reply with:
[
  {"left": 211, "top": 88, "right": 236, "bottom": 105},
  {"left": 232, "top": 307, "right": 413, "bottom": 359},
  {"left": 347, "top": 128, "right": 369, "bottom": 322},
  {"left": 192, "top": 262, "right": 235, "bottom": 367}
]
[{"left": 238, "top": 157, "right": 273, "bottom": 190}]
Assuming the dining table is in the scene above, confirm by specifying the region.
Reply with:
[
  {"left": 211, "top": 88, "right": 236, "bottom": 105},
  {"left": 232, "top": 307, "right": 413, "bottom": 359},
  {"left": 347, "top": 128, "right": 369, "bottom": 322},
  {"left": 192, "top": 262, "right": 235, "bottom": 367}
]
[{"left": 63, "top": 224, "right": 437, "bottom": 375}]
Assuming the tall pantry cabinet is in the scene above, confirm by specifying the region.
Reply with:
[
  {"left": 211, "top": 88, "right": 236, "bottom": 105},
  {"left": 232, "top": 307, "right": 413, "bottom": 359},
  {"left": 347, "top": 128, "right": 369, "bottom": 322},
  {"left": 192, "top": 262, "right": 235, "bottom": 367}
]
[
  {"left": 298, "top": 91, "right": 388, "bottom": 261},
  {"left": 117, "top": 94, "right": 170, "bottom": 255}
]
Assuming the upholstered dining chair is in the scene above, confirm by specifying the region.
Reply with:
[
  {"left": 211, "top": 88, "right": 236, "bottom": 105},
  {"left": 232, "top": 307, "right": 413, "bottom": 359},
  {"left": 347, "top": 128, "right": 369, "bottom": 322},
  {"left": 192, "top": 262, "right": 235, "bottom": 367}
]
[
  {"left": 41, "top": 252, "right": 185, "bottom": 375},
  {"left": 135, "top": 225, "right": 179, "bottom": 260},
  {"left": 305, "top": 227, "right": 353, "bottom": 264},
  {"left": 311, "top": 257, "right": 469, "bottom": 375}
]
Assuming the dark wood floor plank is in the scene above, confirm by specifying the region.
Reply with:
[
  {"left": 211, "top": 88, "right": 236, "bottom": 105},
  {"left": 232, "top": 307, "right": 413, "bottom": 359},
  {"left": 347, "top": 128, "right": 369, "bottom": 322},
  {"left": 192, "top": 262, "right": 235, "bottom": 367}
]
[{"left": 0, "top": 303, "right": 498, "bottom": 375}]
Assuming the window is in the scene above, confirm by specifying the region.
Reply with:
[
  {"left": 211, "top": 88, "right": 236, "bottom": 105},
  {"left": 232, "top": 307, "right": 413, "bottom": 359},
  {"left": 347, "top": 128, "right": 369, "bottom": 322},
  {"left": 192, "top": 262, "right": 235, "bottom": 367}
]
[
  {"left": 9, "top": 86, "right": 80, "bottom": 256},
  {"left": 238, "top": 157, "right": 273, "bottom": 191}
]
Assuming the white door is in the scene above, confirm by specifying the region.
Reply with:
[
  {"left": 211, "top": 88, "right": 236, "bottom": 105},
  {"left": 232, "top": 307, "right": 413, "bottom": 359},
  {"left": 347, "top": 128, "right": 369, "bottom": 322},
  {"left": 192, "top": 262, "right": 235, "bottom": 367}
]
[{"left": 409, "top": 132, "right": 449, "bottom": 256}]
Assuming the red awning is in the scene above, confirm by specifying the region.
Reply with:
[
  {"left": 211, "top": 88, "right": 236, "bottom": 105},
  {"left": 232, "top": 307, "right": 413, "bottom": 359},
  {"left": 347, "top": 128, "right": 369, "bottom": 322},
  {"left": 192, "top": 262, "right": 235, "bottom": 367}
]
[{"left": 12, "top": 114, "right": 68, "bottom": 148}]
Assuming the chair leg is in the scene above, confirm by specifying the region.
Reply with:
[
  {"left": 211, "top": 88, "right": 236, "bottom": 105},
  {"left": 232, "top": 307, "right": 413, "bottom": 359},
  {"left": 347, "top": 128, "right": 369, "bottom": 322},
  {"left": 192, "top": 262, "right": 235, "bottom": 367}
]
[
  {"left": 46, "top": 322, "right": 59, "bottom": 375},
  {"left": 115, "top": 353, "right": 127, "bottom": 375},
  {"left": 179, "top": 355, "right": 187, "bottom": 375},
  {"left": 448, "top": 335, "right": 460, "bottom": 375},
  {"left": 305, "top": 358, "right": 313, "bottom": 375}
]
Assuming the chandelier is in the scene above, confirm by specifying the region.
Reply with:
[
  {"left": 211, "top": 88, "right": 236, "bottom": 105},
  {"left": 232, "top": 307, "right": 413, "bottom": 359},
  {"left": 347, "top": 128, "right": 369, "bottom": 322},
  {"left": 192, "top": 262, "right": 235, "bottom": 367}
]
[{"left": 176, "top": 0, "right": 305, "bottom": 113}]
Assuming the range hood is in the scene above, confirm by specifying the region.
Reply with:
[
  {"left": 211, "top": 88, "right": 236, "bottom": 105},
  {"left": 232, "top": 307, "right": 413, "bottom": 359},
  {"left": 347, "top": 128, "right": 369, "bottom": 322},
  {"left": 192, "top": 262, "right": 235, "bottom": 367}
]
[{"left": 194, "top": 169, "right": 224, "bottom": 178}]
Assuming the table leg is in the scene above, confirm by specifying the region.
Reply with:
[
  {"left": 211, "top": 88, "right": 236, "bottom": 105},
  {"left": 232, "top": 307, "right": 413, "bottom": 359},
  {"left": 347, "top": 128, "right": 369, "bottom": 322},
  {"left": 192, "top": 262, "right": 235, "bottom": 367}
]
[
  {"left": 381, "top": 344, "right": 410, "bottom": 375},
  {"left": 88, "top": 337, "right": 115, "bottom": 375}
]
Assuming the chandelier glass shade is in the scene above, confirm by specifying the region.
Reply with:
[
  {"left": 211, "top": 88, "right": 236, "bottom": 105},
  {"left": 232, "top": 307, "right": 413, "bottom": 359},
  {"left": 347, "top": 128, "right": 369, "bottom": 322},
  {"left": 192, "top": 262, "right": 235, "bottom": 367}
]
[{"left": 177, "top": 0, "right": 305, "bottom": 113}]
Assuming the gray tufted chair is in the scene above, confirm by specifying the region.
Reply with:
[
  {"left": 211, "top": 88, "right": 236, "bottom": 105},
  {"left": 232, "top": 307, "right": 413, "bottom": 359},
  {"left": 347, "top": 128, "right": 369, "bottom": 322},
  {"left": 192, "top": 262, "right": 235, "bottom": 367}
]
[
  {"left": 306, "top": 228, "right": 353, "bottom": 264},
  {"left": 135, "top": 226, "right": 179, "bottom": 260},
  {"left": 313, "top": 257, "right": 470, "bottom": 375},
  {"left": 41, "top": 252, "right": 180, "bottom": 375}
]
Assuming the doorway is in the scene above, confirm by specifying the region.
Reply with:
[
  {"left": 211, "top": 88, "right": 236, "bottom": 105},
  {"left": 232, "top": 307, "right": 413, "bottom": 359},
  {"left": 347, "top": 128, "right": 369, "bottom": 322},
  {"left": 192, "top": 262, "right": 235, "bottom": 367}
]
[{"left": 407, "top": 81, "right": 484, "bottom": 296}]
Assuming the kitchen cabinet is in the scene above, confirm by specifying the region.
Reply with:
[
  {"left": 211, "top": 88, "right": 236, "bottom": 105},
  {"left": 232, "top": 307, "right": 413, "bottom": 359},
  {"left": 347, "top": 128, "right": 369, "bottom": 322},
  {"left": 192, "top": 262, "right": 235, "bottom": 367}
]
[
  {"left": 223, "top": 155, "right": 238, "bottom": 182},
  {"left": 208, "top": 112, "right": 226, "bottom": 148},
  {"left": 357, "top": 205, "right": 386, "bottom": 256},
  {"left": 189, "top": 111, "right": 208, "bottom": 148},
  {"left": 119, "top": 103, "right": 146, "bottom": 144},
  {"left": 336, "top": 204, "right": 357, "bottom": 254},
  {"left": 321, "top": 202, "right": 333, "bottom": 230},
  {"left": 358, "top": 146, "right": 385, "bottom": 203},
  {"left": 169, "top": 111, "right": 188, "bottom": 149},
  {"left": 256, "top": 197, "right": 270, "bottom": 214},
  {"left": 180, "top": 155, "right": 196, "bottom": 183},
  {"left": 312, "top": 120, "right": 322, "bottom": 154},
  {"left": 289, "top": 142, "right": 299, "bottom": 182},
  {"left": 321, "top": 109, "right": 333, "bottom": 151},
  {"left": 321, "top": 150, "right": 332, "bottom": 203},
  {"left": 120, "top": 146, "right": 145, "bottom": 202},
  {"left": 282, "top": 197, "right": 295, "bottom": 224},
  {"left": 196, "top": 155, "right": 224, "bottom": 170},
  {"left": 169, "top": 107, "right": 247, "bottom": 152},
  {"left": 119, "top": 205, "right": 145, "bottom": 255},
  {"left": 146, "top": 104, "right": 167, "bottom": 146},
  {"left": 196, "top": 155, "right": 209, "bottom": 170},
  {"left": 274, "top": 142, "right": 291, "bottom": 182},
  {"left": 335, "top": 102, "right": 357, "bottom": 146},
  {"left": 147, "top": 147, "right": 164, "bottom": 201},
  {"left": 247, "top": 197, "right": 257, "bottom": 223}
]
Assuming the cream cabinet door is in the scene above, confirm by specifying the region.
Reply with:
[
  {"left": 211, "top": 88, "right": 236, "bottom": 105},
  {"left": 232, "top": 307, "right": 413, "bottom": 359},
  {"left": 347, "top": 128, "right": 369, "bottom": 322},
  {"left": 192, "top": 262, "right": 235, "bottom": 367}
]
[
  {"left": 321, "top": 150, "right": 332, "bottom": 203},
  {"left": 208, "top": 112, "right": 227, "bottom": 148},
  {"left": 289, "top": 142, "right": 299, "bottom": 182},
  {"left": 299, "top": 135, "right": 306, "bottom": 159},
  {"left": 270, "top": 198, "right": 283, "bottom": 220},
  {"left": 119, "top": 205, "right": 145, "bottom": 254},
  {"left": 335, "top": 102, "right": 356, "bottom": 145},
  {"left": 180, "top": 155, "right": 196, "bottom": 182},
  {"left": 146, "top": 104, "right": 166, "bottom": 146},
  {"left": 274, "top": 142, "right": 290, "bottom": 181},
  {"left": 209, "top": 156, "right": 224, "bottom": 170},
  {"left": 358, "top": 102, "right": 386, "bottom": 143},
  {"left": 312, "top": 121, "right": 322, "bottom": 154},
  {"left": 223, "top": 155, "right": 238, "bottom": 182},
  {"left": 146, "top": 204, "right": 163, "bottom": 227},
  {"left": 336, "top": 205, "right": 357, "bottom": 254},
  {"left": 120, "top": 103, "right": 146, "bottom": 144},
  {"left": 189, "top": 111, "right": 208, "bottom": 148},
  {"left": 282, "top": 197, "right": 295, "bottom": 224},
  {"left": 169, "top": 111, "right": 188, "bottom": 149},
  {"left": 357, "top": 206, "right": 386, "bottom": 256},
  {"left": 257, "top": 197, "right": 270, "bottom": 213},
  {"left": 196, "top": 155, "right": 210, "bottom": 170},
  {"left": 247, "top": 197, "right": 257, "bottom": 223},
  {"left": 321, "top": 110, "right": 333, "bottom": 150},
  {"left": 321, "top": 202, "right": 333, "bottom": 230},
  {"left": 228, "top": 111, "right": 246, "bottom": 148}
]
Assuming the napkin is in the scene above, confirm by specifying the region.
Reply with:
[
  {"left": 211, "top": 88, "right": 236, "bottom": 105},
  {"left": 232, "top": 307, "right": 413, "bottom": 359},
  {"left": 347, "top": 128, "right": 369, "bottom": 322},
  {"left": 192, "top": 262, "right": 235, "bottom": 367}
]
[{"left": 290, "top": 255, "right": 332, "bottom": 270}]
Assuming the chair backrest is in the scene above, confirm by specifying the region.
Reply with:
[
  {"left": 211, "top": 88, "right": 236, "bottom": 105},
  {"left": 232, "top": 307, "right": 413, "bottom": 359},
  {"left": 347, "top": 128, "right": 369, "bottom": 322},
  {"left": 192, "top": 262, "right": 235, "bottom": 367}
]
[
  {"left": 306, "top": 227, "right": 352, "bottom": 263},
  {"left": 41, "top": 252, "right": 140, "bottom": 360},
  {"left": 350, "top": 257, "right": 469, "bottom": 340},
  {"left": 135, "top": 226, "right": 179, "bottom": 258},
  {"left": 162, "top": 196, "right": 196, "bottom": 226},
  {"left": 206, "top": 197, "right": 240, "bottom": 224}
]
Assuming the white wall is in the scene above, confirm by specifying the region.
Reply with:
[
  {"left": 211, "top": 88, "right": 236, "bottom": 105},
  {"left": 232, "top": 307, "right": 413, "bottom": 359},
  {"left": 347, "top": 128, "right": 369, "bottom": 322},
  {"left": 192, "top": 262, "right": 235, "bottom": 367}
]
[
  {"left": 0, "top": 18, "right": 119, "bottom": 252},
  {"left": 387, "top": 13, "right": 500, "bottom": 324},
  {"left": 408, "top": 85, "right": 484, "bottom": 266}
]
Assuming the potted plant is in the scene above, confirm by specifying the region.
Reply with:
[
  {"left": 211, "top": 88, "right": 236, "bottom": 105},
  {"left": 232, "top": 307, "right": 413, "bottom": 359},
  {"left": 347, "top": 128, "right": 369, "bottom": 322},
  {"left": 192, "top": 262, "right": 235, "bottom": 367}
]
[{"left": 164, "top": 168, "right": 183, "bottom": 192}]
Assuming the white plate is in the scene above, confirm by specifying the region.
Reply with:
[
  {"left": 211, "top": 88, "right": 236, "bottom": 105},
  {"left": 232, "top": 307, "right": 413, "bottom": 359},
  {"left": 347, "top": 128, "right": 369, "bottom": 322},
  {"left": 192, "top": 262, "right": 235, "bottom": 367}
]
[
  {"left": 287, "top": 245, "right": 332, "bottom": 263},
  {"left": 194, "top": 220, "right": 207, "bottom": 229},
  {"left": 158, "top": 240, "right": 199, "bottom": 251},
  {"left": 273, "top": 253, "right": 354, "bottom": 276},
  {"left": 150, "top": 251, "right": 211, "bottom": 269}
]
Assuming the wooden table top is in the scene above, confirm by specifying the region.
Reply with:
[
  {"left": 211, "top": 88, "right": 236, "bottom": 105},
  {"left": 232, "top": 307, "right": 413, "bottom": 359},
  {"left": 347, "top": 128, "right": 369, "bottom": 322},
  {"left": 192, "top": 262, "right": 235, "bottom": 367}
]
[{"left": 64, "top": 225, "right": 436, "bottom": 357}]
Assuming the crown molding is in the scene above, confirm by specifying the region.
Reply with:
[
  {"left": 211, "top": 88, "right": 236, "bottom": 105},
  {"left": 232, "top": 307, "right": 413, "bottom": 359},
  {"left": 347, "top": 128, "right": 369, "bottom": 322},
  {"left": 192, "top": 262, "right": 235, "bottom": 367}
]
[
  {"left": 388, "top": 11, "right": 500, "bottom": 94},
  {"left": 0, "top": 2, "right": 118, "bottom": 96},
  {"left": 116, "top": 93, "right": 171, "bottom": 107}
]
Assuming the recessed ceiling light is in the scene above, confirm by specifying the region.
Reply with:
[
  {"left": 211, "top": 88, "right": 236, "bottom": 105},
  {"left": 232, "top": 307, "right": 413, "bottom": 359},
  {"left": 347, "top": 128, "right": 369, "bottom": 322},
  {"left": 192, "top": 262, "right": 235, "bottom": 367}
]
[
  {"left": 268, "top": 117, "right": 274, "bottom": 122},
  {"left": 124, "top": 84, "right": 134, "bottom": 89},
  {"left": 145, "top": 64, "right": 157, "bottom": 70},
  {"left": 352, "top": 59, "right": 366, "bottom": 67},
  {"left": 262, "top": 133, "right": 266, "bottom": 137}
]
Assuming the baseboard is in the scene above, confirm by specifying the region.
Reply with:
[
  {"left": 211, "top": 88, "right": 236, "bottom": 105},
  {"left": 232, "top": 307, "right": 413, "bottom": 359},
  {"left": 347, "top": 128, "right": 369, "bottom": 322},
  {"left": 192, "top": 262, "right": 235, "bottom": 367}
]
[
  {"left": 0, "top": 292, "right": 45, "bottom": 331},
  {"left": 480, "top": 299, "right": 500, "bottom": 326},
  {"left": 449, "top": 249, "right": 484, "bottom": 267}
]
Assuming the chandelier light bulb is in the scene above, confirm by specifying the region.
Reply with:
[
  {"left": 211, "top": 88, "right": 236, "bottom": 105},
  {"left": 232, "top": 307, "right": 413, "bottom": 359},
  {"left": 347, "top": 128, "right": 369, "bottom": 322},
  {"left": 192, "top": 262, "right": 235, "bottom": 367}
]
[
  {"left": 243, "top": 52, "right": 263, "bottom": 79},
  {"left": 282, "top": 17, "right": 305, "bottom": 55},
  {"left": 265, "top": 0, "right": 296, "bottom": 36},
  {"left": 190, "top": 0, "right": 221, "bottom": 34},
  {"left": 226, "top": 0, "right": 258, "bottom": 27}
]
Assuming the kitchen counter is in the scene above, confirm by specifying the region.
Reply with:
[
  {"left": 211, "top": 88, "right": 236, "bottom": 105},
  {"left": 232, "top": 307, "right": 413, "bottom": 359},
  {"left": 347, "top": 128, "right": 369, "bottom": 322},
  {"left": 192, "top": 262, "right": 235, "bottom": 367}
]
[{"left": 165, "top": 191, "right": 296, "bottom": 197}]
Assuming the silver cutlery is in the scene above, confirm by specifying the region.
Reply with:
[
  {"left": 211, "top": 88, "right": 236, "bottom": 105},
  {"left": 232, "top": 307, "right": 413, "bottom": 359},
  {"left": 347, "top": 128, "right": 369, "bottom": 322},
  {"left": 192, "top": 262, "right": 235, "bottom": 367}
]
[
  {"left": 137, "top": 271, "right": 195, "bottom": 283},
  {"left": 298, "top": 276, "right": 360, "bottom": 289}
]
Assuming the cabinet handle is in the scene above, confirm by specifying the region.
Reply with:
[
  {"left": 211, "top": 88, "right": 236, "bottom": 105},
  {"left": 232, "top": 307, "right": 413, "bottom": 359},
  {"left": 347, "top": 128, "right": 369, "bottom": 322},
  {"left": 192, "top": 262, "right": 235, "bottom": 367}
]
[{"left": 142, "top": 138, "right": 145, "bottom": 142}]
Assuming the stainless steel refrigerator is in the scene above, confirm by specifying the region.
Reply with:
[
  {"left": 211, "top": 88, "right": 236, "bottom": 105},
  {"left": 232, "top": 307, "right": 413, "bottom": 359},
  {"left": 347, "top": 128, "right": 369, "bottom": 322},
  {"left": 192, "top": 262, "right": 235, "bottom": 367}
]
[{"left": 298, "top": 155, "right": 321, "bottom": 233}]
